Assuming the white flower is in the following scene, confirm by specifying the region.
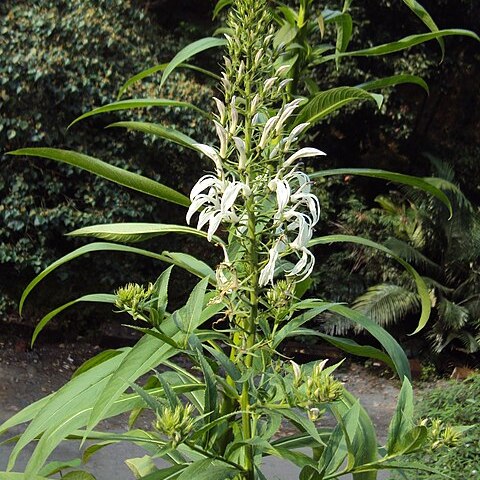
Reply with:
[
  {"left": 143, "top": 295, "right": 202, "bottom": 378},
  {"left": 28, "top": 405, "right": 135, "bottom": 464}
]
[
  {"left": 286, "top": 246, "right": 315, "bottom": 282},
  {"left": 283, "top": 147, "right": 326, "bottom": 168},
  {"left": 259, "top": 115, "right": 279, "bottom": 149},
  {"left": 274, "top": 99, "right": 303, "bottom": 136},
  {"left": 187, "top": 175, "right": 249, "bottom": 241},
  {"left": 194, "top": 144, "right": 224, "bottom": 176},
  {"left": 233, "top": 137, "right": 247, "bottom": 170},
  {"left": 213, "top": 97, "right": 226, "bottom": 123},
  {"left": 259, "top": 239, "right": 286, "bottom": 286},
  {"left": 214, "top": 121, "right": 228, "bottom": 158}
]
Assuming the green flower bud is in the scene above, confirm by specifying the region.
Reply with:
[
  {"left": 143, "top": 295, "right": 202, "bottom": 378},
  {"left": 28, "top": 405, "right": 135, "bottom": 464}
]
[
  {"left": 115, "top": 282, "right": 154, "bottom": 320},
  {"left": 155, "top": 404, "right": 195, "bottom": 447}
]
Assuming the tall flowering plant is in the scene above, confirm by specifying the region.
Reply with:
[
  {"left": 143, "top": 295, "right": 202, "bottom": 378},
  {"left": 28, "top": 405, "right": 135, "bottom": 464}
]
[{"left": 1, "top": 1, "right": 470, "bottom": 479}]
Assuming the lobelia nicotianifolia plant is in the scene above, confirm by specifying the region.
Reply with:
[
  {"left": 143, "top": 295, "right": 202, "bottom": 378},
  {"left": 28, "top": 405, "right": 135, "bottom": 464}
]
[{"left": 1, "top": 1, "right": 473, "bottom": 479}]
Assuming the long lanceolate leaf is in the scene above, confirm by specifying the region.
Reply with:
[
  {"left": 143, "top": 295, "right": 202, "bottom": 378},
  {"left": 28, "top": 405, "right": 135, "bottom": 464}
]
[
  {"left": 319, "top": 29, "right": 479, "bottom": 63},
  {"left": 401, "top": 0, "right": 444, "bottom": 58},
  {"left": 106, "top": 121, "right": 201, "bottom": 151},
  {"left": 7, "top": 148, "right": 190, "bottom": 207},
  {"left": 68, "top": 223, "right": 225, "bottom": 245},
  {"left": 31, "top": 294, "right": 116, "bottom": 346},
  {"left": 309, "top": 235, "right": 431, "bottom": 336},
  {"left": 356, "top": 74, "right": 429, "bottom": 94},
  {"left": 19, "top": 242, "right": 214, "bottom": 314},
  {"left": 68, "top": 98, "right": 210, "bottom": 128},
  {"left": 117, "top": 62, "right": 221, "bottom": 100},
  {"left": 295, "top": 298, "right": 411, "bottom": 380},
  {"left": 310, "top": 168, "right": 452, "bottom": 216},
  {"left": 294, "top": 87, "right": 383, "bottom": 127},
  {"left": 160, "top": 37, "right": 227, "bottom": 88}
]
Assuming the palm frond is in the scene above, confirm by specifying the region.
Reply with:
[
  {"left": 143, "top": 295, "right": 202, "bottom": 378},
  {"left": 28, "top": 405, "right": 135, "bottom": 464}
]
[
  {"left": 353, "top": 283, "right": 420, "bottom": 328},
  {"left": 384, "top": 237, "right": 441, "bottom": 273},
  {"left": 437, "top": 298, "right": 470, "bottom": 329}
]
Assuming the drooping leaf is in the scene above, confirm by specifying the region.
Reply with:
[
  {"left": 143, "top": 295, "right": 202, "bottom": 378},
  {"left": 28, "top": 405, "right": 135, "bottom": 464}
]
[
  {"left": 160, "top": 37, "right": 227, "bottom": 88},
  {"left": 294, "top": 87, "right": 383, "bottom": 127},
  {"left": 320, "top": 29, "right": 479, "bottom": 61},
  {"left": 213, "top": 0, "right": 233, "bottom": 19},
  {"left": 310, "top": 168, "right": 452, "bottom": 216},
  {"left": 69, "top": 98, "right": 209, "bottom": 128},
  {"left": 7, "top": 148, "right": 190, "bottom": 207},
  {"left": 161, "top": 252, "right": 216, "bottom": 283},
  {"left": 68, "top": 223, "right": 224, "bottom": 245},
  {"left": 401, "top": 0, "right": 445, "bottom": 58},
  {"left": 19, "top": 242, "right": 174, "bottom": 314},
  {"left": 356, "top": 74, "right": 429, "bottom": 94},
  {"left": 176, "top": 458, "right": 239, "bottom": 480},
  {"left": 309, "top": 235, "right": 431, "bottom": 335},
  {"left": 31, "top": 294, "right": 116, "bottom": 345},
  {"left": 106, "top": 121, "right": 201, "bottom": 151},
  {"left": 117, "top": 63, "right": 220, "bottom": 99}
]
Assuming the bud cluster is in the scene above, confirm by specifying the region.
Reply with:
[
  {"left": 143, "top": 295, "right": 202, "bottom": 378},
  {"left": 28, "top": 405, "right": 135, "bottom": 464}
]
[
  {"left": 115, "top": 282, "right": 154, "bottom": 320},
  {"left": 155, "top": 404, "right": 195, "bottom": 447},
  {"left": 420, "top": 418, "right": 463, "bottom": 450}
]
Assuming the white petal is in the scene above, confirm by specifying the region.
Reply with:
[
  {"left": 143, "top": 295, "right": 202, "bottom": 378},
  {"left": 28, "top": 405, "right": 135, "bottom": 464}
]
[
  {"left": 221, "top": 182, "right": 244, "bottom": 212},
  {"left": 194, "top": 144, "right": 223, "bottom": 173},
  {"left": 214, "top": 120, "right": 228, "bottom": 158},
  {"left": 213, "top": 97, "right": 226, "bottom": 122},
  {"left": 207, "top": 211, "right": 223, "bottom": 241},
  {"left": 190, "top": 174, "right": 220, "bottom": 200},
  {"left": 233, "top": 137, "right": 247, "bottom": 170},
  {"left": 276, "top": 179, "right": 291, "bottom": 212},
  {"left": 284, "top": 147, "right": 326, "bottom": 168},
  {"left": 259, "top": 115, "right": 278, "bottom": 149},
  {"left": 259, "top": 245, "right": 279, "bottom": 286}
]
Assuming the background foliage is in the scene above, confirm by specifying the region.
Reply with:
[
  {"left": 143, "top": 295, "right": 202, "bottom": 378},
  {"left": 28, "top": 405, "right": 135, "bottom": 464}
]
[
  {"left": 406, "top": 374, "right": 480, "bottom": 479},
  {"left": 1, "top": 0, "right": 479, "bottom": 359},
  {"left": 0, "top": 0, "right": 216, "bottom": 326}
]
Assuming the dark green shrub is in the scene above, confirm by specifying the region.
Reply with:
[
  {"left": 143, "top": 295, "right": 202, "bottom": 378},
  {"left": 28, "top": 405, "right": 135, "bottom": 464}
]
[
  {"left": 404, "top": 375, "right": 480, "bottom": 479},
  {"left": 0, "top": 0, "right": 215, "bottom": 322}
]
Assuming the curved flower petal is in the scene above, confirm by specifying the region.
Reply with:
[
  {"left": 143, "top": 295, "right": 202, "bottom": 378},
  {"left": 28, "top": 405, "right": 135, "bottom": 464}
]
[{"left": 284, "top": 147, "right": 326, "bottom": 168}]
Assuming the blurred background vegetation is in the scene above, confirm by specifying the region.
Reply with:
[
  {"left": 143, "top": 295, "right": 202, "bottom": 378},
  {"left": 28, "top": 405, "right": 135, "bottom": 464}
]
[{"left": 1, "top": 0, "right": 479, "bottom": 365}]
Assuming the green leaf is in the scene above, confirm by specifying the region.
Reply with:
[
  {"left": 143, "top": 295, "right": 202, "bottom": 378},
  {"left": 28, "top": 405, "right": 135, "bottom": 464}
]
[
  {"left": 106, "top": 121, "right": 201, "bottom": 151},
  {"left": 179, "top": 278, "right": 210, "bottom": 336},
  {"left": 160, "top": 37, "right": 227, "bottom": 88},
  {"left": 386, "top": 377, "right": 414, "bottom": 455},
  {"left": 320, "top": 401, "right": 360, "bottom": 475},
  {"left": 401, "top": 0, "right": 445, "bottom": 58},
  {"left": 68, "top": 98, "right": 209, "bottom": 128},
  {"left": 294, "top": 87, "right": 383, "bottom": 127},
  {"left": 278, "top": 408, "right": 326, "bottom": 446},
  {"left": 38, "top": 458, "right": 82, "bottom": 476},
  {"left": 117, "top": 62, "right": 220, "bottom": 99},
  {"left": 126, "top": 455, "right": 157, "bottom": 479},
  {"left": 322, "top": 29, "right": 480, "bottom": 61},
  {"left": 0, "top": 474, "right": 49, "bottom": 480},
  {"left": 7, "top": 351, "right": 128, "bottom": 473},
  {"left": 328, "top": 303, "right": 411, "bottom": 380},
  {"left": 197, "top": 351, "right": 218, "bottom": 427},
  {"left": 72, "top": 350, "right": 124, "bottom": 379},
  {"left": 356, "top": 74, "right": 429, "bottom": 94},
  {"left": 289, "top": 328, "right": 396, "bottom": 371},
  {"left": 213, "top": 0, "right": 233, "bottom": 19},
  {"left": 176, "top": 458, "right": 239, "bottom": 480},
  {"left": 310, "top": 168, "right": 452, "bottom": 216},
  {"left": 335, "top": 12, "right": 353, "bottom": 56},
  {"left": 309, "top": 234, "right": 431, "bottom": 335},
  {"left": 336, "top": 390, "right": 378, "bottom": 480},
  {"left": 7, "top": 148, "right": 190, "bottom": 207},
  {"left": 140, "top": 464, "right": 186, "bottom": 480},
  {"left": 31, "top": 293, "right": 116, "bottom": 345},
  {"left": 68, "top": 223, "right": 224, "bottom": 245},
  {"left": 61, "top": 472, "right": 97, "bottom": 480},
  {"left": 161, "top": 252, "right": 216, "bottom": 283},
  {"left": 274, "top": 21, "right": 298, "bottom": 49},
  {"left": 19, "top": 242, "right": 175, "bottom": 314}
]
